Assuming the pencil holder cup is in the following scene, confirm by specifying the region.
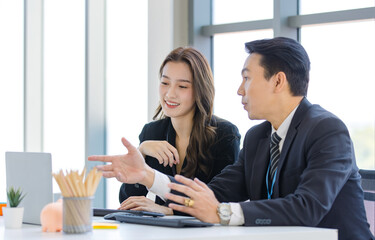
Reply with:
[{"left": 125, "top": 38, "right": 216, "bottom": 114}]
[{"left": 62, "top": 197, "right": 93, "bottom": 234}]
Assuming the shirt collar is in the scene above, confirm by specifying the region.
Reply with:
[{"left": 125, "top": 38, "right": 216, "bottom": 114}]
[{"left": 271, "top": 104, "right": 299, "bottom": 141}]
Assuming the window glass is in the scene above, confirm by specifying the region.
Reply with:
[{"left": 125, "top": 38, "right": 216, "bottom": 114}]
[
  {"left": 213, "top": 30, "right": 273, "bottom": 146},
  {"left": 213, "top": 0, "right": 273, "bottom": 24},
  {"left": 44, "top": 0, "right": 85, "bottom": 193},
  {"left": 0, "top": 0, "right": 24, "bottom": 202},
  {"left": 301, "top": 20, "right": 375, "bottom": 169},
  {"left": 300, "top": 0, "right": 374, "bottom": 15},
  {"left": 106, "top": 0, "right": 148, "bottom": 209}
]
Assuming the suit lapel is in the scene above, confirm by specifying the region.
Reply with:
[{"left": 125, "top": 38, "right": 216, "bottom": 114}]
[
  {"left": 273, "top": 98, "right": 312, "bottom": 197},
  {"left": 273, "top": 127, "right": 297, "bottom": 196},
  {"left": 251, "top": 132, "right": 271, "bottom": 199}
]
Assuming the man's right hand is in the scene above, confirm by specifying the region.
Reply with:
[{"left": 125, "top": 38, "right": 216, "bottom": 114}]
[{"left": 88, "top": 137, "right": 155, "bottom": 188}]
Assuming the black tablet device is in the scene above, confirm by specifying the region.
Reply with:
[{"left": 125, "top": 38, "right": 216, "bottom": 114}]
[
  {"left": 93, "top": 208, "right": 165, "bottom": 218},
  {"left": 114, "top": 214, "right": 214, "bottom": 228}
]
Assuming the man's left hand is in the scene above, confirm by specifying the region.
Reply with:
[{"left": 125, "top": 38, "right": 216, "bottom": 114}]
[{"left": 165, "top": 175, "right": 220, "bottom": 223}]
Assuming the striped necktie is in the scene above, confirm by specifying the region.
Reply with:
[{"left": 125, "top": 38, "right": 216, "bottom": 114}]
[{"left": 269, "top": 132, "right": 282, "bottom": 187}]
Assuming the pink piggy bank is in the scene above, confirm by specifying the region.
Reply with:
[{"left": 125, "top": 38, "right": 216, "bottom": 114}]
[{"left": 40, "top": 199, "right": 63, "bottom": 232}]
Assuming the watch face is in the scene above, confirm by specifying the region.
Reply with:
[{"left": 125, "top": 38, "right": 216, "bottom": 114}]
[
  {"left": 218, "top": 203, "right": 231, "bottom": 225},
  {"left": 219, "top": 204, "right": 231, "bottom": 218},
  {"left": 221, "top": 207, "right": 231, "bottom": 216}
]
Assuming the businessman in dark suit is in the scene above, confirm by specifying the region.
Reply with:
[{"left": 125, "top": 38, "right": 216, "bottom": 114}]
[{"left": 89, "top": 37, "right": 373, "bottom": 240}]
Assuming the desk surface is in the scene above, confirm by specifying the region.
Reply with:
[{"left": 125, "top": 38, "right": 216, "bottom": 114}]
[{"left": 0, "top": 216, "right": 337, "bottom": 240}]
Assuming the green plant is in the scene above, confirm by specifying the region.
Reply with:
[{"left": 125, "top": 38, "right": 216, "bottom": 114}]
[{"left": 7, "top": 187, "right": 26, "bottom": 208}]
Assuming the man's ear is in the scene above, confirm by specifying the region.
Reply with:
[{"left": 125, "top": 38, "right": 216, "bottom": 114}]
[{"left": 273, "top": 72, "right": 287, "bottom": 93}]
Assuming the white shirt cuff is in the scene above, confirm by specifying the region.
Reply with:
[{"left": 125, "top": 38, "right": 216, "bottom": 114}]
[
  {"left": 229, "top": 202, "right": 245, "bottom": 225},
  {"left": 147, "top": 170, "right": 171, "bottom": 201}
]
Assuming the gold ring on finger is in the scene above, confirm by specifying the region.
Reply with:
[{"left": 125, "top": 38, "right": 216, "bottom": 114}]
[{"left": 184, "top": 198, "right": 194, "bottom": 207}]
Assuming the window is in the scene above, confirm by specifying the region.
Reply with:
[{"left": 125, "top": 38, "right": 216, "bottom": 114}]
[
  {"left": 300, "top": 0, "right": 374, "bottom": 14},
  {"left": 0, "top": 0, "right": 24, "bottom": 202},
  {"left": 43, "top": 0, "right": 85, "bottom": 190},
  {"left": 106, "top": 0, "right": 148, "bottom": 208},
  {"left": 210, "top": 0, "right": 374, "bottom": 169},
  {"left": 212, "top": 0, "right": 274, "bottom": 144},
  {"left": 301, "top": 20, "right": 375, "bottom": 169},
  {"left": 213, "top": 30, "right": 273, "bottom": 142},
  {"left": 213, "top": 0, "right": 273, "bottom": 24}
]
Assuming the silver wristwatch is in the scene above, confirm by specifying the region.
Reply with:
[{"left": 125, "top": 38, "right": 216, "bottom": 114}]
[{"left": 217, "top": 203, "right": 232, "bottom": 225}]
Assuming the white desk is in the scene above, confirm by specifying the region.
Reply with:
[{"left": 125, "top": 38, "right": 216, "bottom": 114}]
[{"left": 0, "top": 216, "right": 337, "bottom": 240}]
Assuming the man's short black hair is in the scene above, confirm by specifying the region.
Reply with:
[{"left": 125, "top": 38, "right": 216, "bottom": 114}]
[{"left": 245, "top": 37, "right": 310, "bottom": 96}]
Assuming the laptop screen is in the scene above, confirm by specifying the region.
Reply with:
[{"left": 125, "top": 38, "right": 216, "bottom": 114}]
[{"left": 5, "top": 152, "right": 53, "bottom": 225}]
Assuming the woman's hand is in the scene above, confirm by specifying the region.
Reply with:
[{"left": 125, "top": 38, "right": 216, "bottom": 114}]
[
  {"left": 118, "top": 196, "right": 173, "bottom": 215},
  {"left": 139, "top": 140, "right": 180, "bottom": 167}
]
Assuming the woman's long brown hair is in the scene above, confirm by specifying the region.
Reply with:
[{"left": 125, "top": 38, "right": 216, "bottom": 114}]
[{"left": 153, "top": 47, "right": 216, "bottom": 178}]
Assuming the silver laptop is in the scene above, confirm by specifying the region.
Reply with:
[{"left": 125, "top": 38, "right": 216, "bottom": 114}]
[{"left": 5, "top": 152, "right": 53, "bottom": 225}]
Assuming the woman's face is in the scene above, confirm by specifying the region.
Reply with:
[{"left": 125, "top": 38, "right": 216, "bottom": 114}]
[{"left": 159, "top": 61, "right": 195, "bottom": 120}]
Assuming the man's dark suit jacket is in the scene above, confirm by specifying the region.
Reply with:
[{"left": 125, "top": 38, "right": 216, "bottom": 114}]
[
  {"left": 119, "top": 115, "right": 241, "bottom": 205},
  {"left": 206, "top": 98, "right": 373, "bottom": 240}
]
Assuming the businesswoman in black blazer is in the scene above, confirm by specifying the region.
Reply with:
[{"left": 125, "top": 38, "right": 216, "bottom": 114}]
[{"left": 118, "top": 47, "right": 240, "bottom": 215}]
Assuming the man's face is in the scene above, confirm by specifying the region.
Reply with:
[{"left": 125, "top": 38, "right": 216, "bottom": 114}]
[{"left": 237, "top": 53, "right": 275, "bottom": 120}]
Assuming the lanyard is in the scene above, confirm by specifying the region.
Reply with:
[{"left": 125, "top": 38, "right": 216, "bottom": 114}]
[{"left": 266, "top": 160, "right": 277, "bottom": 200}]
